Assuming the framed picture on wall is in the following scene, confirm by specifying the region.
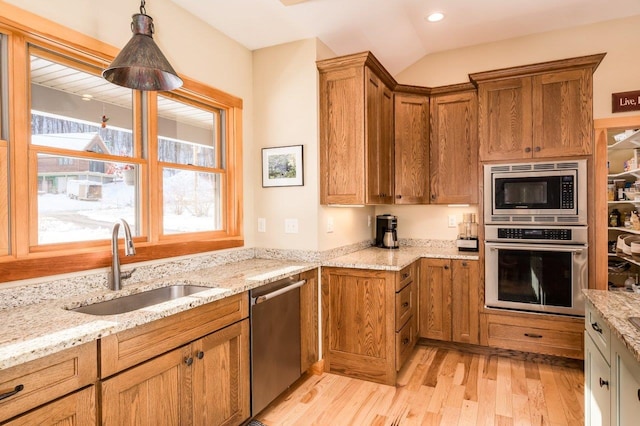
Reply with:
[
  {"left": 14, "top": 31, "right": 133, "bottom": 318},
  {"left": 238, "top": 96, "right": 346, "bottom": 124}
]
[{"left": 262, "top": 145, "right": 304, "bottom": 187}]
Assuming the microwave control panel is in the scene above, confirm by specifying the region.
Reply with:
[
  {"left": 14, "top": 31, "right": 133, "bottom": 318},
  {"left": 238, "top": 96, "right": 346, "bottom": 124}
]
[
  {"left": 497, "top": 227, "right": 572, "bottom": 241},
  {"left": 561, "top": 176, "right": 574, "bottom": 209}
]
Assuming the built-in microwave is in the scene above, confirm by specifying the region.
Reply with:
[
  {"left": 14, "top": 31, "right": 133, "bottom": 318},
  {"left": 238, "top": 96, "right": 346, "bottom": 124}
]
[{"left": 484, "top": 159, "right": 587, "bottom": 225}]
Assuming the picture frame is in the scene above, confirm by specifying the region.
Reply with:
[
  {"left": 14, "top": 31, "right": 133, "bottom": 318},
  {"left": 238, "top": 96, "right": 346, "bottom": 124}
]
[{"left": 262, "top": 145, "right": 304, "bottom": 187}]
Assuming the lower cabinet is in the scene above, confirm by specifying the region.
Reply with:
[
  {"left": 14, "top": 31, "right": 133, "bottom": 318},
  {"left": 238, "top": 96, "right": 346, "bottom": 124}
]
[
  {"left": 585, "top": 333, "right": 610, "bottom": 426},
  {"left": 418, "top": 258, "right": 479, "bottom": 344},
  {"left": 99, "top": 292, "right": 250, "bottom": 426},
  {"left": 101, "top": 320, "right": 249, "bottom": 426},
  {"left": 321, "top": 262, "right": 418, "bottom": 385},
  {"left": 611, "top": 335, "right": 640, "bottom": 425},
  {"left": 2, "top": 386, "right": 96, "bottom": 426}
]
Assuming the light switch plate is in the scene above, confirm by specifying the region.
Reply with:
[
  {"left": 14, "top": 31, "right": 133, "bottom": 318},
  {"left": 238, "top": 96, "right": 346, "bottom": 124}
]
[
  {"left": 257, "top": 218, "right": 266, "bottom": 233},
  {"left": 448, "top": 215, "right": 457, "bottom": 228},
  {"left": 327, "top": 217, "right": 334, "bottom": 233},
  {"left": 285, "top": 218, "right": 299, "bottom": 234}
]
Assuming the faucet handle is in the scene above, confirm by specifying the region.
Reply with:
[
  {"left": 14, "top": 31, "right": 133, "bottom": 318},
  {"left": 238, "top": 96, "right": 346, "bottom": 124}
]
[{"left": 121, "top": 267, "right": 136, "bottom": 280}]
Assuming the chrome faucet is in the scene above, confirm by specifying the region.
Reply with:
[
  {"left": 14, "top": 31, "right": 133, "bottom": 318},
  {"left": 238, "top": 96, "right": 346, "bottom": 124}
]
[{"left": 109, "top": 219, "right": 136, "bottom": 291}]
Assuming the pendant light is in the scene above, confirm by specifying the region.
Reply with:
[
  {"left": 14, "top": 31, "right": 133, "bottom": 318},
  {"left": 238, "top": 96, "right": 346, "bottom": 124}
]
[{"left": 103, "top": 0, "right": 183, "bottom": 91}]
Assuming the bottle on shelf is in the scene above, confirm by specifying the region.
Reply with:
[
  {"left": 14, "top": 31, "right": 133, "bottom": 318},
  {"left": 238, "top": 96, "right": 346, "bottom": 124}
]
[{"left": 610, "top": 208, "right": 621, "bottom": 227}]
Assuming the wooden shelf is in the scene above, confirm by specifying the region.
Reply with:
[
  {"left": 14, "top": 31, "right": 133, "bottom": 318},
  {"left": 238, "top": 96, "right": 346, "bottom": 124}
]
[{"left": 609, "top": 252, "right": 640, "bottom": 268}]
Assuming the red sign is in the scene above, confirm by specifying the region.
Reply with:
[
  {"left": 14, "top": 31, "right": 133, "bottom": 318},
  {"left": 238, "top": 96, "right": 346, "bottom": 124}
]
[{"left": 612, "top": 90, "right": 640, "bottom": 113}]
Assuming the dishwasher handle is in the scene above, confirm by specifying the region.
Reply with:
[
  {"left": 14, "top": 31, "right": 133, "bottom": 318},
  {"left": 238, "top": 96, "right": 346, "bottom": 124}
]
[{"left": 253, "top": 280, "right": 306, "bottom": 305}]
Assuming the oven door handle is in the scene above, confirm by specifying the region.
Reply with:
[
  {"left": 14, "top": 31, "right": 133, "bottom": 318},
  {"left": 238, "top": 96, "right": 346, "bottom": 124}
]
[{"left": 485, "top": 243, "right": 587, "bottom": 253}]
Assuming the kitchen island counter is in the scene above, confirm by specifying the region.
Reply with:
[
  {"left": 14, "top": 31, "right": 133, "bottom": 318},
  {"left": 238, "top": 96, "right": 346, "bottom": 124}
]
[{"left": 583, "top": 289, "right": 640, "bottom": 363}]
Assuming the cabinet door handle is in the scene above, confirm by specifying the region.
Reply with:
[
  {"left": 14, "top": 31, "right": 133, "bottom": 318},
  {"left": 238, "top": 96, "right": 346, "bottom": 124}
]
[
  {"left": 599, "top": 378, "right": 609, "bottom": 389},
  {"left": 0, "top": 384, "right": 24, "bottom": 401},
  {"left": 461, "top": 261, "right": 468, "bottom": 267},
  {"left": 534, "top": 146, "right": 541, "bottom": 152},
  {"left": 184, "top": 357, "right": 193, "bottom": 366},
  {"left": 524, "top": 147, "right": 531, "bottom": 153},
  {"left": 396, "top": 195, "right": 402, "bottom": 199},
  {"left": 402, "top": 338, "right": 410, "bottom": 346},
  {"left": 524, "top": 333, "right": 543, "bottom": 339},
  {"left": 401, "top": 302, "right": 409, "bottom": 308},
  {"left": 402, "top": 273, "right": 409, "bottom": 279},
  {"left": 196, "top": 351, "right": 204, "bottom": 360},
  {"left": 591, "top": 322, "right": 603, "bottom": 334},
  {"left": 444, "top": 265, "right": 449, "bottom": 270}
]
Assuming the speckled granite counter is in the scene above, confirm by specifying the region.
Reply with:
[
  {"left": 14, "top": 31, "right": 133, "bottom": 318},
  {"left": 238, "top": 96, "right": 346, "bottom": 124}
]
[
  {"left": 323, "top": 246, "right": 479, "bottom": 270},
  {"left": 583, "top": 289, "right": 640, "bottom": 363},
  {"left": 0, "top": 258, "right": 317, "bottom": 370}
]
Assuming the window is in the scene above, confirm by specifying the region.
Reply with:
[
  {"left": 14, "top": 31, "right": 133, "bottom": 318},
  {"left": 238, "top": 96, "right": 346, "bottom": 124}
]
[{"left": 0, "top": 9, "right": 243, "bottom": 282}]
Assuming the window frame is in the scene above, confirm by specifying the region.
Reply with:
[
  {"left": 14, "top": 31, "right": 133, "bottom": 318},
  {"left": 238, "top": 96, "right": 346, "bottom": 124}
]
[{"left": 0, "top": 5, "right": 243, "bottom": 283}]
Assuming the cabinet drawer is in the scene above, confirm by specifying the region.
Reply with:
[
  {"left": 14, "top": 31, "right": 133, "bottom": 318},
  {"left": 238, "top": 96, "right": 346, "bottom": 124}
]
[
  {"left": 100, "top": 293, "right": 248, "bottom": 378},
  {"left": 397, "top": 262, "right": 415, "bottom": 291},
  {"left": 395, "top": 280, "right": 415, "bottom": 331},
  {"left": 3, "top": 386, "right": 96, "bottom": 426},
  {"left": 483, "top": 313, "right": 584, "bottom": 359},
  {"left": 0, "top": 342, "right": 97, "bottom": 422},
  {"left": 585, "top": 301, "right": 610, "bottom": 363},
  {"left": 395, "top": 315, "right": 417, "bottom": 371}
]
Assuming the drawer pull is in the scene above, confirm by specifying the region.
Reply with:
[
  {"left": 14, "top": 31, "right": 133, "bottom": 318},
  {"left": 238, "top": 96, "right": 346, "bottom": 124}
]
[
  {"left": 402, "top": 338, "right": 410, "bottom": 346},
  {"left": 599, "top": 378, "right": 609, "bottom": 389},
  {"left": 524, "top": 333, "right": 543, "bottom": 339},
  {"left": 402, "top": 273, "right": 409, "bottom": 279},
  {"left": 184, "top": 357, "right": 193, "bottom": 366},
  {"left": 196, "top": 351, "right": 204, "bottom": 360},
  {"left": 591, "top": 322, "right": 603, "bottom": 334},
  {"left": 444, "top": 265, "right": 449, "bottom": 270},
  {"left": 0, "top": 384, "right": 24, "bottom": 401},
  {"left": 401, "top": 302, "right": 409, "bottom": 308}
]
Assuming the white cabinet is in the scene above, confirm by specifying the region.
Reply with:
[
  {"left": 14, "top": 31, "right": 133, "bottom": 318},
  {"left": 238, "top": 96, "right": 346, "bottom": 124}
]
[
  {"left": 585, "top": 333, "right": 611, "bottom": 426},
  {"left": 612, "top": 336, "right": 640, "bottom": 425}
]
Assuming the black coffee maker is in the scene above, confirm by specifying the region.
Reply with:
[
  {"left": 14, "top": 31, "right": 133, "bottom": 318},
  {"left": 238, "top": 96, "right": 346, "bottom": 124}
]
[{"left": 375, "top": 214, "right": 399, "bottom": 249}]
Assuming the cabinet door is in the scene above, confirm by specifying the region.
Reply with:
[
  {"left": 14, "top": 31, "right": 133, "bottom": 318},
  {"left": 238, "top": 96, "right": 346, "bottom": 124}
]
[
  {"left": 3, "top": 386, "right": 95, "bottom": 426},
  {"left": 394, "top": 93, "right": 430, "bottom": 204},
  {"left": 451, "top": 260, "right": 479, "bottom": 344},
  {"left": 418, "top": 258, "right": 452, "bottom": 341},
  {"left": 192, "top": 320, "right": 250, "bottom": 426},
  {"left": 319, "top": 66, "right": 365, "bottom": 204},
  {"left": 300, "top": 268, "right": 319, "bottom": 374},
  {"left": 478, "top": 77, "right": 533, "bottom": 161},
  {"left": 321, "top": 267, "right": 396, "bottom": 385},
  {"left": 365, "top": 68, "right": 394, "bottom": 204},
  {"left": 532, "top": 68, "right": 593, "bottom": 157},
  {"left": 585, "top": 334, "right": 610, "bottom": 426},
  {"left": 612, "top": 337, "right": 640, "bottom": 426},
  {"left": 430, "top": 91, "right": 478, "bottom": 204},
  {"left": 101, "top": 345, "right": 191, "bottom": 426}
]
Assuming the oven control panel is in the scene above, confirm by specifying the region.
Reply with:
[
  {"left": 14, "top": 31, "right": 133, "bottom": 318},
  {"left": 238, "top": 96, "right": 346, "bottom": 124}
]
[{"left": 497, "top": 227, "right": 572, "bottom": 240}]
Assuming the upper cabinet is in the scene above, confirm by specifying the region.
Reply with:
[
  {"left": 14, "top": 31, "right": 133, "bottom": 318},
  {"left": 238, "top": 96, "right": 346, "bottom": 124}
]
[
  {"left": 429, "top": 85, "right": 479, "bottom": 204},
  {"left": 393, "top": 90, "right": 430, "bottom": 204},
  {"left": 318, "top": 52, "right": 395, "bottom": 205},
  {"left": 471, "top": 53, "right": 605, "bottom": 161}
]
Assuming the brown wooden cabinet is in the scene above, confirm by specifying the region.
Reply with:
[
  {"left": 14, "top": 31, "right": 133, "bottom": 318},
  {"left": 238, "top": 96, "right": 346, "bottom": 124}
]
[
  {"left": 99, "top": 293, "right": 250, "bottom": 426},
  {"left": 393, "top": 91, "right": 430, "bottom": 204},
  {"left": 321, "top": 262, "right": 418, "bottom": 385},
  {"left": 429, "top": 85, "right": 479, "bottom": 204},
  {"left": 0, "top": 342, "right": 97, "bottom": 424},
  {"left": 419, "top": 258, "right": 479, "bottom": 344},
  {"left": 300, "top": 268, "right": 319, "bottom": 374},
  {"left": 318, "top": 52, "right": 395, "bottom": 205},
  {"left": 472, "top": 54, "right": 605, "bottom": 161}
]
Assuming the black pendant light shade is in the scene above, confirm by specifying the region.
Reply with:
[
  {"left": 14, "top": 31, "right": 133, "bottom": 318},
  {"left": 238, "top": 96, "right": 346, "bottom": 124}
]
[{"left": 103, "top": 2, "right": 182, "bottom": 91}]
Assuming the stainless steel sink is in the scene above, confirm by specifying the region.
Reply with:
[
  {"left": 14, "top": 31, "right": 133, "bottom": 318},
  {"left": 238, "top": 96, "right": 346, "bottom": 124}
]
[{"left": 69, "top": 285, "right": 212, "bottom": 315}]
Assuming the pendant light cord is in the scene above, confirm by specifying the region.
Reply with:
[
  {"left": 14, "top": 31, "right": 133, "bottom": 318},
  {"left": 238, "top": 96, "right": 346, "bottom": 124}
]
[{"left": 140, "top": 0, "right": 146, "bottom": 15}]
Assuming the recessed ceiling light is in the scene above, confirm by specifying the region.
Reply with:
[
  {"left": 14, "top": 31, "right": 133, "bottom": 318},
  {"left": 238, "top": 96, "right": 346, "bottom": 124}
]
[
  {"left": 81, "top": 94, "right": 93, "bottom": 101},
  {"left": 426, "top": 12, "right": 444, "bottom": 22}
]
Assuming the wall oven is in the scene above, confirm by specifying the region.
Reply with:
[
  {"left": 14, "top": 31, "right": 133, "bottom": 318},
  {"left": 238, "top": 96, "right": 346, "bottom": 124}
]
[
  {"left": 485, "top": 225, "right": 588, "bottom": 316},
  {"left": 484, "top": 159, "right": 587, "bottom": 225}
]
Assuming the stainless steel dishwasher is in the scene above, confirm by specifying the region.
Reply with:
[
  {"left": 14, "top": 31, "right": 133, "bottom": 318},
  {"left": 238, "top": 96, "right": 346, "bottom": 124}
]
[{"left": 250, "top": 275, "right": 305, "bottom": 416}]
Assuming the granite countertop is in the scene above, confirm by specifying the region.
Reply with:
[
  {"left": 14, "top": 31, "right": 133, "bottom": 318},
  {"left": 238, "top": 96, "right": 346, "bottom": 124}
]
[
  {"left": 0, "top": 258, "right": 317, "bottom": 370},
  {"left": 584, "top": 289, "right": 640, "bottom": 363},
  {"left": 0, "top": 245, "right": 480, "bottom": 371},
  {"left": 323, "top": 246, "right": 479, "bottom": 270}
]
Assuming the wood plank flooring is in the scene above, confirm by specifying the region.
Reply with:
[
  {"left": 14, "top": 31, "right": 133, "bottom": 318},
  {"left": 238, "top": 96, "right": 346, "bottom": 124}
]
[{"left": 255, "top": 344, "right": 584, "bottom": 426}]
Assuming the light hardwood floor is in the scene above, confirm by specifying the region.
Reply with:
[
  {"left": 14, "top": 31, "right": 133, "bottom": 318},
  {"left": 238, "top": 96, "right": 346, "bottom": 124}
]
[{"left": 255, "top": 344, "right": 584, "bottom": 426}]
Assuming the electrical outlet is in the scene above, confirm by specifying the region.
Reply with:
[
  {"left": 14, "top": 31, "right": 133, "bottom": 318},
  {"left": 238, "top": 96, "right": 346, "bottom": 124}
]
[
  {"left": 257, "top": 218, "right": 266, "bottom": 233},
  {"left": 448, "top": 215, "right": 457, "bottom": 228},
  {"left": 285, "top": 218, "right": 299, "bottom": 234},
  {"left": 327, "top": 217, "right": 334, "bottom": 233}
]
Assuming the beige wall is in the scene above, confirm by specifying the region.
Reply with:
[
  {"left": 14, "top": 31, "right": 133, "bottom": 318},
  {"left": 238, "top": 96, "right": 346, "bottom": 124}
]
[{"left": 397, "top": 14, "right": 640, "bottom": 120}]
